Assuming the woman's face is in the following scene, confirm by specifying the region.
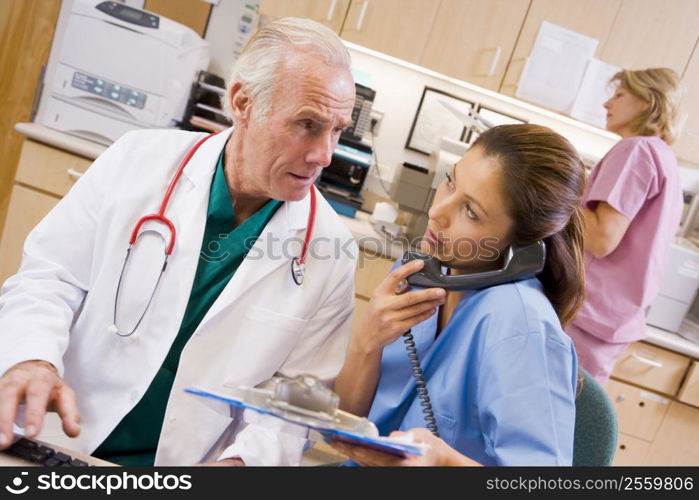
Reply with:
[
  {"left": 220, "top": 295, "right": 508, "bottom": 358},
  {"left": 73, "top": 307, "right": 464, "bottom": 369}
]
[
  {"left": 603, "top": 85, "right": 649, "bottom": 137},
  {"left": 420, "top": 146, "right": 514, "bottom": 273}
]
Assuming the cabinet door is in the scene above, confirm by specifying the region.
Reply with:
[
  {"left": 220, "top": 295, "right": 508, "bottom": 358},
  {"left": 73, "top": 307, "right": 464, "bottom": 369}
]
[
  {"left": 605, "top": 379, "right": 670, "bottom": 442},
  {"left": 259, "top": 0, "right": 351, "bottom": 33},
  {"left": 420, "top": 0, "right": 530, "bottom": 91},
  {"left": 673, "top": 46, "right": 699, "bottom": 164},
  {"left": 678, "top": 360, "right": 699, "bottom": 408},
  {"left": 499, "top": 0, "right": 622, "bottom": 96},
  {"left": 340, "top": 0, "right": 441, "bottom": 64},
  {"left": 611, "top": 342, "right": 691, "bottom": 396},
  {"left": 15, "top": 140, "right": 90, "bottom": 198},
  {"left": 645, "top": 402, "right": 699, "bottom": 465},
  {"left": 599, "top": 0, "right": 699, "bottom": 76},
  {"left": 612, "top": 432, "right": 650, "bottom": 466},
  {"left": 0, "top": 185, "right": 59, "bottom": 284},
  {"left": 354, "top": 249, "right": 394, "bottom": 299}
]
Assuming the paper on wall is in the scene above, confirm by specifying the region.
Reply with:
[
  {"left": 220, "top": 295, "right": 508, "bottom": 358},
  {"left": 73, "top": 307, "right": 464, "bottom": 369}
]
[
  {"left": 516, "top": 21, "right": 598, "bottom": 113},
  {"left": 570, "top": 59, "right": 621, "bottom": 128}
]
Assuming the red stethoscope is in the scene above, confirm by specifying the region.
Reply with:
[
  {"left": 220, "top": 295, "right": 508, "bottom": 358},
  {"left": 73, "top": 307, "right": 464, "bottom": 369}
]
[{"left": 109, "top": 132, "right": 317, "bottom": 337}]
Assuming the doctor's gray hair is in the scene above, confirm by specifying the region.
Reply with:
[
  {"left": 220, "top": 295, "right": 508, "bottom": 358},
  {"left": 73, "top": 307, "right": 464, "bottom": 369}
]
[{"left": 223, "top": 17, "right": 351, "bottom": 119}]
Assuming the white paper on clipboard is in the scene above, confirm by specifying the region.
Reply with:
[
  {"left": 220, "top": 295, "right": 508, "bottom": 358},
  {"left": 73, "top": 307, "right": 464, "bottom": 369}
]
[
  {"left": 516, "top": 21, "right": 599, "bottom": 113},
  {"left": 185, "top": 387, "right": 428, "bottom": 457}
]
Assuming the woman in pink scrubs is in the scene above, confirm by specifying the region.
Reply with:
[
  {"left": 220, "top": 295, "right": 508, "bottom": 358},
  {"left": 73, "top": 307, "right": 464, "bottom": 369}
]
[{"left": 566, "top": 68, "right": 684, "bottom": 384}]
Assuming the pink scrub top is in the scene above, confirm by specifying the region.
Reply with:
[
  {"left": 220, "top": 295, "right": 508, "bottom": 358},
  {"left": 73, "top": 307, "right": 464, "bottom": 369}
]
[{"left": 572, "top": 136, "right": 683, "bottom": 344}]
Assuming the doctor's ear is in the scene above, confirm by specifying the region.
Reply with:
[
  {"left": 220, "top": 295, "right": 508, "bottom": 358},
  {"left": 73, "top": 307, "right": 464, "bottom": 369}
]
[{"left": 228, "top": 82, "right": 253, "bottom": 126}]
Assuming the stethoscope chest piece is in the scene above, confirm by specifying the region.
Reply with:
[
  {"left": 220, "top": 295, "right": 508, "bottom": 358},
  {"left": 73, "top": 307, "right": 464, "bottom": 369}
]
[{"left": 291, "top": 258, "right": 305, "bottom": 286}]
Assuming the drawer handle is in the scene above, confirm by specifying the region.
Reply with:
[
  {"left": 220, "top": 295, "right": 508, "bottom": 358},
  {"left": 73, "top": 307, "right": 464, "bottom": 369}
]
[
  {"left": 355, "top": 0, "right": 369, "bottom": 31},
  {"left": 67, "top": 168, "right": 84, "bottom": 180},
  {"left": 631, "top": 352, "right": 663, "bottom": 368}
]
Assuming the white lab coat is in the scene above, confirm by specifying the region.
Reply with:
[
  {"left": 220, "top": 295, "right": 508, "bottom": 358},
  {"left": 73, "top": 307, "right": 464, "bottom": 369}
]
[{"left": 0, "top": 128, "right": 357, "bottom": 465}]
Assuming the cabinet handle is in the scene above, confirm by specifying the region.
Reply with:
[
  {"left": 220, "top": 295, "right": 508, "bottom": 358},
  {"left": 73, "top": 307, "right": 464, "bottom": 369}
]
[
  {"left": 326, "top": 0, "right": 337, "bottom": 21},
  {"left": 487, "top": 47, "right": 502, "bottom": 77},
  {"left": 67, "top": 168, "right": 84, "bottom": 180},
  {"left": 355, "top": 0, "right": 369, "bottom": 31},
  {"left": 631, "top": 351, "right": 663, "bottom": 368}
]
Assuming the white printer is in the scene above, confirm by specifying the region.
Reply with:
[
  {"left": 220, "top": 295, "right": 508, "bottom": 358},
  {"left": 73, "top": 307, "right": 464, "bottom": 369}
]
[{"left": 39, "top": 0, "right": 209, "bottom": 145}]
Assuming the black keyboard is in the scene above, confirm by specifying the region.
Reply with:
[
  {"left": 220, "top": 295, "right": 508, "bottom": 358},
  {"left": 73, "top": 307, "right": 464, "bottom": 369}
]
[{"left": 7, "top": 438, "right": 89, "bottom": 467}]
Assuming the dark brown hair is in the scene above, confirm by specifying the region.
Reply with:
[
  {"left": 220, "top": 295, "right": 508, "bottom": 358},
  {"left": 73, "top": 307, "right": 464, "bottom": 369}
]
[{"left": 472, "top": 124, "right": 586, "bottom": 325}]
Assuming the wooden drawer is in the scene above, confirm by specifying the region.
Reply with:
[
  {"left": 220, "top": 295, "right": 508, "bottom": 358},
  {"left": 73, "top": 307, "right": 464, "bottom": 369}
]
[
  {"left": 14, "top": 140, "right": 91, "bottom": 197},
  {"left": 645, "top": 402, "right": 699, "bottom": 466},
  {"left": 0, "top": 185, "right": 60, "bottom": 283},
  {"left": 605, "top": 379, "right": 671, "bottom": 442},
  {"left": 354, "top": 250, "right": 394, "bottom": 299},
  {"left": 611, "top": 342, "right": 691, "bottom": 396},
  {"left": 612, "top": 432, "right": 650, "bottom": 466},
  {"left": 678, "top": 360, "right": 699, "bottom": 408}
]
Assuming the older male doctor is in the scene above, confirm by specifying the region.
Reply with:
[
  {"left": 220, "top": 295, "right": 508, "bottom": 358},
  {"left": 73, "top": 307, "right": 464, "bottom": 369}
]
[{"left": 0, "top": 18, "right": 357, "bottom": 466}]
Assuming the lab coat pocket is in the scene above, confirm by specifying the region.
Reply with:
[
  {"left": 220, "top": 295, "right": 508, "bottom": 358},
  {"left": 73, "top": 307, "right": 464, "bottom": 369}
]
[{"left": 223, "top": 306, "right": 309, "bottom": 385}]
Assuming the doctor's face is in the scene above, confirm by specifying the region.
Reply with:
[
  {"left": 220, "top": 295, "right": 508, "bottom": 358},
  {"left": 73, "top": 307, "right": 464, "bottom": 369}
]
[
  {"left": 233, "top": 52, "right": 355, "bottom": 202},
  {"left": 603, "top": 85, "right": 648, "bottom": 138},
  {"left": 421, "top": 146, "right": 514, "bottom": 273}
]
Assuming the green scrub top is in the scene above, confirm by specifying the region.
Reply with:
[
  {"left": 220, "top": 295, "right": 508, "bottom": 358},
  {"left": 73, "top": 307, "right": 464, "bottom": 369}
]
[{"left": 93, "top": 151, "right": 282, "bottom": 466}]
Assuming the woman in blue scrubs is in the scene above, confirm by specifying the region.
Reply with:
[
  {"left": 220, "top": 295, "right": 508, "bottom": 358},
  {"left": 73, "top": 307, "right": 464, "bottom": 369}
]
[{"left": 333, "top": 124, "right": 586, "bottom": 466}]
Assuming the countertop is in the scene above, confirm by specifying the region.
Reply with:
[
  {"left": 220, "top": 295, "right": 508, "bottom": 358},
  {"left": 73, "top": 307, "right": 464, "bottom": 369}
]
[{"left": 15, "top": 122, "right": 699, "bottom": 359}]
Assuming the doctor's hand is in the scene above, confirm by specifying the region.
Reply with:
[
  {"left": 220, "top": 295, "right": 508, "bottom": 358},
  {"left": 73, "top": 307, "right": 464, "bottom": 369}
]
[
  {"left": 330, "top": 429, "right": 482, "bottom": 467},
  {"left": 354, "top": 260, "right": 445, "bottom": 353},
  {"left": 0, "top": 360, "right": 81, "bottom": 449}
]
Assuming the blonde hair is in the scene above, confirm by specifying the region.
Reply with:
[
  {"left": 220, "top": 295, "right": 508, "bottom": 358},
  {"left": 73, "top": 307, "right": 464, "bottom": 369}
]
[
  {"left": 223, "top": 17, "right": 351, "bottom": 119},
  {"left": 609, "top": 68, "right": 683, "bottom": 144}
]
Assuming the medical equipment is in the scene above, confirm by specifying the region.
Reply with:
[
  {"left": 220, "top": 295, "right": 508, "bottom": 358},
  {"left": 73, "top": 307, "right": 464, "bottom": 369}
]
[
  {"left": 109, "top": 133, "right": 317, "bottom": 337},
  {"left": 186, "top": 375, "right": 428, "bottom": 456},
  {"left": 39, "top": 0, "right": 210, "bottom": 145},
  {"left": 399, "top": 242, "right": 547, "bottom": 435}
]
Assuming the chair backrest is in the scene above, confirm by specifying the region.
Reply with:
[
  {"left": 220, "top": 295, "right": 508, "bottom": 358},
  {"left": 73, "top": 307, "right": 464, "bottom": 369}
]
[{"left": 573, "top": 369, "right": 618, "bottom": 466}]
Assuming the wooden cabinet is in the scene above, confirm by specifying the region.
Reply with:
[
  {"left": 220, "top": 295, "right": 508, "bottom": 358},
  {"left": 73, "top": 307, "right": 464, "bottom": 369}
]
[
  {"left": 499, "top": 0, "right": 622, "bottom": 96},
  {"left": 420, "top": 0, "right": 530, "bottom": 91},
  {"left": 0, "top": 140, "right": 90, "bottom": 284},
  {"left": 611, "top": 342, "right": 691, "bottom": 397},
  {"left": 606, "top": 341, "right": 699, "bottom": 465},
  {"left": 645, "top": 402, "right": 699, "bottom": 466},
  {"left": 598, "top": 0, "right": 699, "bottom": 77},
  {"left": 0, "top": 185, "right": 59, "bottom": 284},
  {"left": 673, "top": 45, "right": 699, "bottom": 164},
  {"left": 613, "top": 432, "right": 651, "bottom": 466},
  {"left": 678, "top": 360, "right": 699, "bottom": 407},
  {"left": 340, "top": 0, "right": 441, "bottom": 64},
  {"left": 354, "top": 249, "right": 394, "bottom": 299},
  {"left": 259, "top": 0, "right": 351, "bottom": 33},
  {"left": 605, "top": 379, "right": 670, "bottom": 442}
]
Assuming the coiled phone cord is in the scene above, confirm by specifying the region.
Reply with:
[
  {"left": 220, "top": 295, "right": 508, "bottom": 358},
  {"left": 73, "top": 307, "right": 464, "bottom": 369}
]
[{"left": 403, "top": 329, "right": 439, "bottom": 437}]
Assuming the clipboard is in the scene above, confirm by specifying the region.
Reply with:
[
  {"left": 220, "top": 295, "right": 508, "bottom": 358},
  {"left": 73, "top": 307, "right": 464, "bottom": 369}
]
[{"left": 185, "top": 385, "right": 427, "bottom": 457}]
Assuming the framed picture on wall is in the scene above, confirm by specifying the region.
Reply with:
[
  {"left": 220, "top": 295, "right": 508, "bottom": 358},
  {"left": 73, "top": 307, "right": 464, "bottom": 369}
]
[
  {"left": 405, "top": 87, "right": 474, "bottom": 155},
  {"left": 465, "top": 105, "right": 528, "bottom": 144}
]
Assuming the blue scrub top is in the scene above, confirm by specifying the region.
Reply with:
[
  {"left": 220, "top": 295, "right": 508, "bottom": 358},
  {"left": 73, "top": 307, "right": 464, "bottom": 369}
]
[{"left": 367, "top": 277, "right": 578, "bottom": 466}]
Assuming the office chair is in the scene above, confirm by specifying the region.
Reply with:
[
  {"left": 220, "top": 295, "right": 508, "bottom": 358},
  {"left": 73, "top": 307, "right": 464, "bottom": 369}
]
[{"left": 573, "top": 369, "right": 618, "bottom": 466}]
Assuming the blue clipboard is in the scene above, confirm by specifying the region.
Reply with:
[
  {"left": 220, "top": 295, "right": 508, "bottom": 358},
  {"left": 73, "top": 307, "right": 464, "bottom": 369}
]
[{"left": 185, "top": 387, "right": 426, "bottom": 457}]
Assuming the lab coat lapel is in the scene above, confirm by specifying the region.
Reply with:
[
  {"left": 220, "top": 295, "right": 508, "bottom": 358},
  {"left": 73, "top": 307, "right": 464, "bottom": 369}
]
[
  {"left": 194, "top": 182, "right": 312, "bottom": 330},
  {"left": 162, "top": 129, "right": 233, "bottom": 329}
]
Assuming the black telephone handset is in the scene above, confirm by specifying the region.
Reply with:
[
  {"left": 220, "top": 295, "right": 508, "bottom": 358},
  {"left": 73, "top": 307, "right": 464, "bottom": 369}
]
[
  {"left": 401, "top": 241, "right": 546, "bottom": 290},
  {"left": 398, "top": 241, "right": 546, "bottom": 438}
]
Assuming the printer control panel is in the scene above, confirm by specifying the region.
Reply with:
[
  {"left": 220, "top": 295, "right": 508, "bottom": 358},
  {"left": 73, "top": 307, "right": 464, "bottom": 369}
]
[
  {"left": 71, "top": 71, "right": 147, "bottom": 109},
  {"left": 96, "top": 1, "right": 160, "bottom": 29}
]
